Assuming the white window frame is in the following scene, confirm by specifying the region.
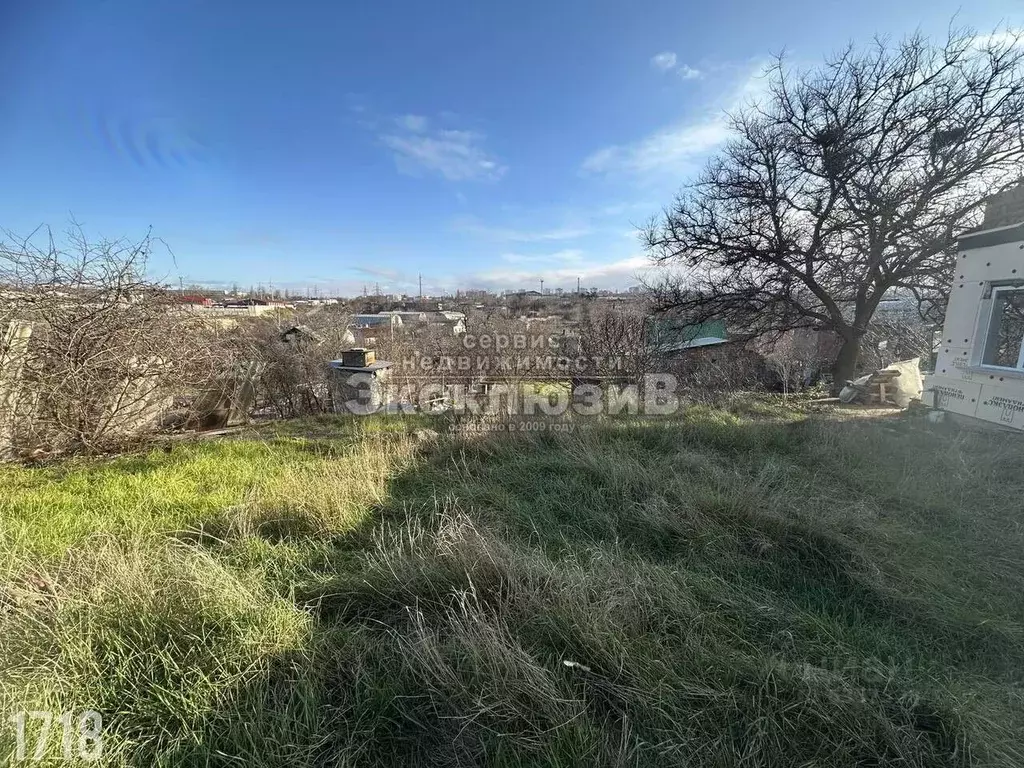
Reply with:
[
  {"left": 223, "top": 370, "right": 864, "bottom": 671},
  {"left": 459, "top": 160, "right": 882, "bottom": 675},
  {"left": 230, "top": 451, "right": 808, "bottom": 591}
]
[{"left": 973, "top": 283, "right": 1024, "bottom": 373}]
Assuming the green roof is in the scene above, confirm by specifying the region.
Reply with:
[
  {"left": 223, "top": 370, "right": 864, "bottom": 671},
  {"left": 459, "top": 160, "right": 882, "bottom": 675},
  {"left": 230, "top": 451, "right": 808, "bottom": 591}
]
[{"left": 648, "top": 318, "right": 728, "bottom": 349}]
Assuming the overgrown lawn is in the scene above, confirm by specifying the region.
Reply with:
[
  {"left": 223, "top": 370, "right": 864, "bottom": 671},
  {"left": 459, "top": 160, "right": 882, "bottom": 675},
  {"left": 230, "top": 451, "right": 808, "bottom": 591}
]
[{"left": 1, "top": 406, "right": 1022, "bottom": 766}]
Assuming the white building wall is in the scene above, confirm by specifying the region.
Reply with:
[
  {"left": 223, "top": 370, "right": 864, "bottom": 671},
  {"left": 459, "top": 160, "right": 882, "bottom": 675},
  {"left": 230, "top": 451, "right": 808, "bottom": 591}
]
[{"left": 924, "top": 227, "right": 1024, "bottom": 429}]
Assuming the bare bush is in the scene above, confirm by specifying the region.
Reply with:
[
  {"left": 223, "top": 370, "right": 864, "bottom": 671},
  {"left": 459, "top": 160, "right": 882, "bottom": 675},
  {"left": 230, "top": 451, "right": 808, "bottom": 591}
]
[
  {"left": 218, "top": 316, "right": 354, "bottom": 419},
  {"left": 576, "top": 299, "right": 655, "bottom": 381},
  {"left": 0, "top": 226, "right": 216, "bottom": 457},
  {"left": 665, "top": 344, "right": 774, "bottom": 404}
]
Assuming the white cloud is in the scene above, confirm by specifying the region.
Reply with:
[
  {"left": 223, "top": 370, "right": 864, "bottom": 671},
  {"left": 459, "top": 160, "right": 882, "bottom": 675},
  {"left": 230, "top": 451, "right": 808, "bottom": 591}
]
[
  {"left": 349, "top": 265, "right": 408, "bottom": 283},
  {"left": 581, "top": 119, "right": 729, "bottom": 177},
  {"left": 651, "top": 51, "right": 700, "bottom": 79},
  {"left": 650, "top": 51, "right": 677, "bottom": 71},
  {"left": 581, "top": 64, "right": 766, "bottom": 179},
  {"left": 381, "top": 122, "right": 506, "bottom": 182},
  {"left": 453, "top": 217, "right": 590, "bottom": 242},
  {"left": 187, "top": 248, "right": 657, "bottom": 296},
  {"left": 395, "top": 114, "right": 429, "bottom": 132},
  {"left": 500, "top": 249, "right": 585, "bottom": 264},
  {"left": 473, "top": 255, "right": 652, "bottom": 292},
  {"left": 453, "top": 201, "right": 655, "bottom": 244},
  {"left": 297, "top": 253, "right": 652, "bottom": 295},
  {"left": 971, "top": 29, "right": 1023, "bottom": 50}
]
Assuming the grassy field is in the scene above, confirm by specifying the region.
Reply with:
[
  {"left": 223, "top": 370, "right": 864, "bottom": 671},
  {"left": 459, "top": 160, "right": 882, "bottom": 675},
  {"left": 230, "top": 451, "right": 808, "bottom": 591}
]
[{"left": 1, "top": 403, "right": 1023, "bottom": 766}]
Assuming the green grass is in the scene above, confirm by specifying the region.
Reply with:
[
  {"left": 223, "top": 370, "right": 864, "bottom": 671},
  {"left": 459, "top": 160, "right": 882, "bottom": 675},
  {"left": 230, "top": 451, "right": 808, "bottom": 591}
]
[{"left": 0, "top": 404, "right": 1022, "bottom": 766}]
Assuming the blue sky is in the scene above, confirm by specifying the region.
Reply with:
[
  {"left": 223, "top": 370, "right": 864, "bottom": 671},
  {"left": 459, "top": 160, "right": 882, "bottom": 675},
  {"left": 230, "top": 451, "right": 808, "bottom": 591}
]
[{"left": 1, "top": 0, "right": 1020, "bottom": 295}]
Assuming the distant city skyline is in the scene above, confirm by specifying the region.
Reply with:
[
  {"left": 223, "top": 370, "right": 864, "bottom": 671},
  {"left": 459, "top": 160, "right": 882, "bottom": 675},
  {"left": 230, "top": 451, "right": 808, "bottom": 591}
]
[{"left": 168, "top": 279, "right": 642, "bottom": 299}]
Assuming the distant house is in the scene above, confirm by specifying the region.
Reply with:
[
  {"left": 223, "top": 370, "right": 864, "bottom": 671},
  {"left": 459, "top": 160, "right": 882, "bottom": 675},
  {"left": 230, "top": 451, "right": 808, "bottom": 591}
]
[
  {"left": 648, "top": 318, "right": 835, "bottom": 388},
  {"left": 215, "top": 298, "right": 282, "bottom": 316},
  {"left": 353, "top": 314, "right": 403, "bottom": 329},
  {"left": 175, "top": 295, "right": 214, "bottom": 307},
  {"left": 350, "top": 313, "right": 401, "bottom": 346},
  {"left": 427, "top": 311, "right": 467, "bottom": 335},
  {"left": 280, "top": 324, "right": 342, "bottom": 348},
  {"left": 924, "top": 184, "right": 1024, "bottom": 430},
  {"left": 225, "top": 298, "right": 269, "bottom": 307},
  {"left": 379, "top": 310, "right": 427, "bottom": 325},
  {"left": 648, "top": 318, "right": 729, "bottom": 357},
  {"left": 435, "top": 310, "right": 466, "bottom": 322}
]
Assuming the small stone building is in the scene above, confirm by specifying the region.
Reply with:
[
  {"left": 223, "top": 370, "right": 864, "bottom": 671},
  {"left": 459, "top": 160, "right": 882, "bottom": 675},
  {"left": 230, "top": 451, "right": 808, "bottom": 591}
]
[{"left": 327, "top": 348, "right": 393, "bottom": 415}]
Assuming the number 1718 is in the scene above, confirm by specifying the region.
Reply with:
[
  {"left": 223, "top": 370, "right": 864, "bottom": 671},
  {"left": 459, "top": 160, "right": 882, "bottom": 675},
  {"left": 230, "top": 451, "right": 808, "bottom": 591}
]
[{"left": 9, "top": 710, "right": 103, "bottom": 762}]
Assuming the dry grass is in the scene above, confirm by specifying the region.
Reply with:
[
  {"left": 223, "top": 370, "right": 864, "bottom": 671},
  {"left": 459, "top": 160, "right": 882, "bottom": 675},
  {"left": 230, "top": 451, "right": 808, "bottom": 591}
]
[{"left": 0, "top": 404, "right": 1022, "bottom": 766}]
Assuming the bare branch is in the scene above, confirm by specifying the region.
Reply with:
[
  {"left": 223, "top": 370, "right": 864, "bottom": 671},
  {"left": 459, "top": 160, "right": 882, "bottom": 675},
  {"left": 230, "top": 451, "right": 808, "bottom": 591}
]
[{"left": 646, "top": 25, "right": 1024, "bottom": 390}]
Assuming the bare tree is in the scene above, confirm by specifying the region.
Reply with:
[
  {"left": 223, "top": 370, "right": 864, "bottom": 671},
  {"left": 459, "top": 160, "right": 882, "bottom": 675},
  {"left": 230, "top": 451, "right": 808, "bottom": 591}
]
[
  {"left": 645, "top": 28, "right": 1024, "bottom": 392},
  {"left": 576, "top": 299, "right": 655, "bottom": 382}
]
